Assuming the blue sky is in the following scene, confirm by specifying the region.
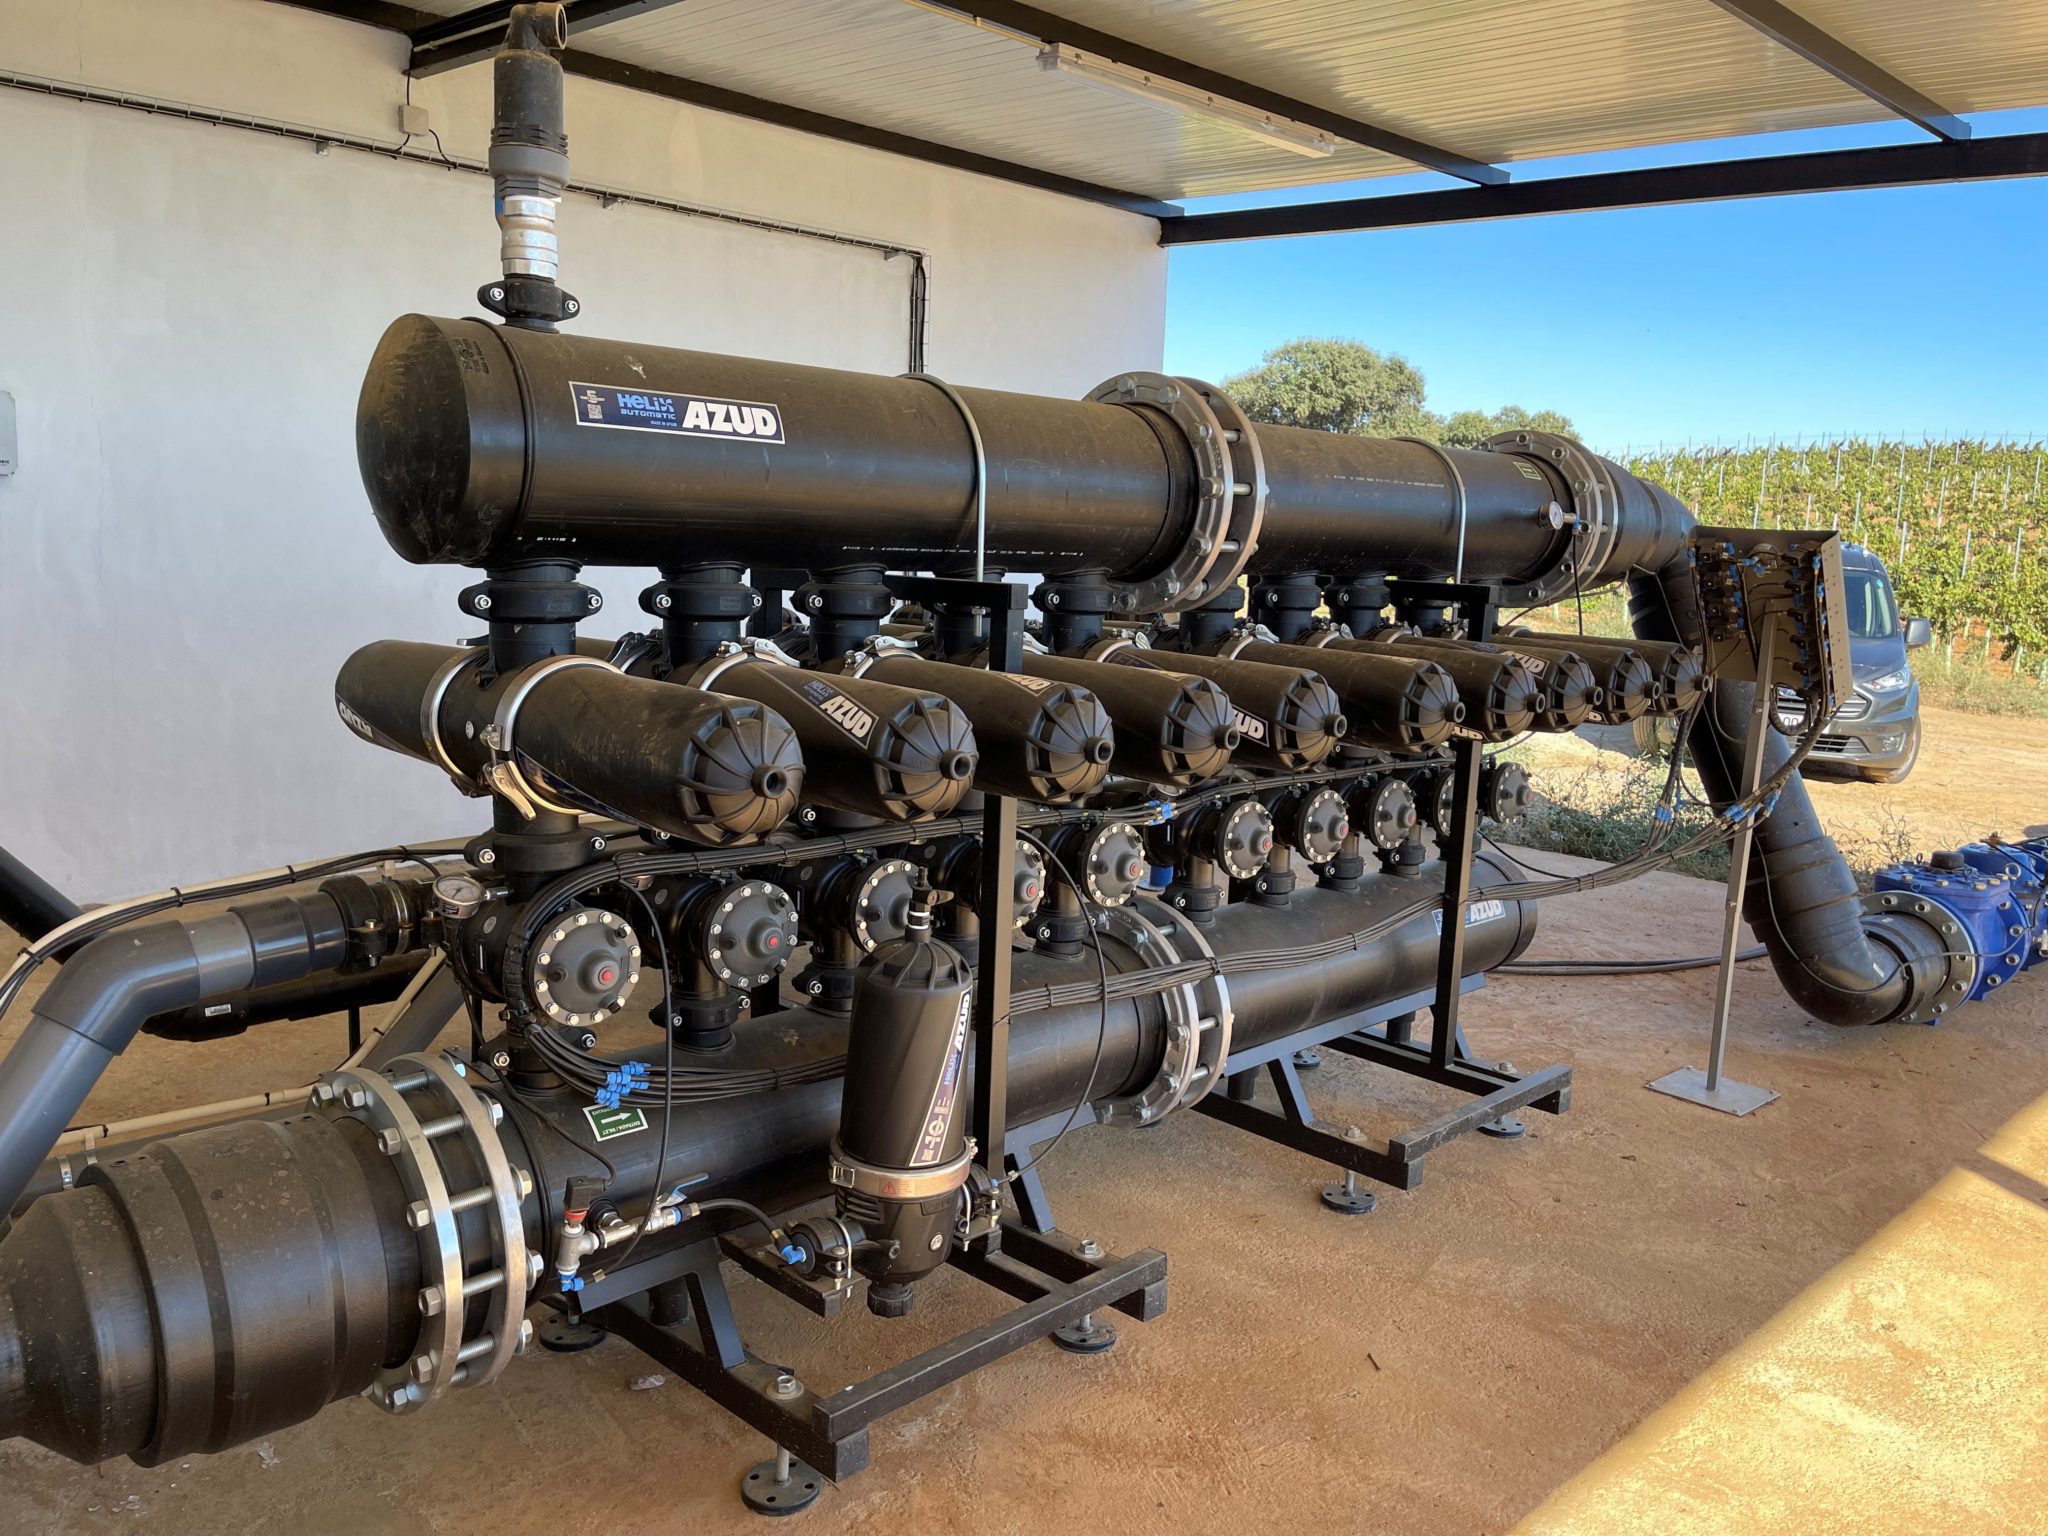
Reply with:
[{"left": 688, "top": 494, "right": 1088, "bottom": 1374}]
[{"left": 1163, "top": 111, "right": 2048, "bottom": 455}]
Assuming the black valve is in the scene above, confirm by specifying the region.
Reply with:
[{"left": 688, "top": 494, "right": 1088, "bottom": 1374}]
[{"left": 1351, "top": 777, "right": 1418, "bottom": 852}]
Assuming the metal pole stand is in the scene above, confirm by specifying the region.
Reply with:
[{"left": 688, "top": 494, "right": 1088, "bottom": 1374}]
[{"left": 1648, "top": 628, "right": 1781, "bottom": 1117}]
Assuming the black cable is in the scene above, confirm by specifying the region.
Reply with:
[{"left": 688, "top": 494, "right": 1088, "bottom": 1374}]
[
  {"left": 1499, "top": 947, "right": 1768, "bottom": 976},
  {"left": 1004, "top": 830, "right": 1111, "bottom": 1182},
  {"left": 600, "top": 884, "right": 676, "bottom": 1274},
  {"left": 692, "top": 1196, "right": 781, "bottom": 1233}
]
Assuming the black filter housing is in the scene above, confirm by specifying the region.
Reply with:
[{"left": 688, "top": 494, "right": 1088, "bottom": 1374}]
[
  {"left": 835, "top": 893, "right": 976, "bottom": 1312},
  {"left": 1087, "top": 640, "right": 1346, "bottom": 771},
  {"left": 1018, "top": 652, "right": 1238, "bottom": 788},
  {"left": 689, "top": 657, "right": 978, "bottom": 821},
  {"left": 863, "top": 653, "right": 1114, "bottom": 803},
  {"left": 1508, "top": 629, "right": 1704, "bottom": 714},
  {"left": 1326, "top": 631, "right": 1544, "bottom": 742},
  {"left": 335, "top": 639, "right": 803, "bottom": 843},
  {"left": 1228, "top": 639, "right": 1463, "bottom": 751},
  {"left": 1495, "top": 633, "right": 1657, "bottom": 723}
]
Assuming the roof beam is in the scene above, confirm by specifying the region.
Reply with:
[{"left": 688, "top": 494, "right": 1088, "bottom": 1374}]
[
  {"left": 560, "top": 51, "right": 1183, "bottom": 218},
  {"left": 1159, "top": 132, "right": 2048, "bottom": 244},
  {"left": 1703, "top": 0, "right": 1970, "bottom": 141},
  {"left": 917, "top": 1, "right": 1506, "bottom": 186},
  {"left": 411, "top": 0, "right": 689, "bottom": 77},
  {"left": 267, "top": 0, "right": 436, "bottom": 27}
]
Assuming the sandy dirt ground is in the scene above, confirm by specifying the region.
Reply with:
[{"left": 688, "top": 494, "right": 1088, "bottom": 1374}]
[
  {"left": 1538, "top": 701, "right": 2048, "bottom": 875},
  {"left": 3, "top": 833, "right": 2046, "bottom": 1534}
]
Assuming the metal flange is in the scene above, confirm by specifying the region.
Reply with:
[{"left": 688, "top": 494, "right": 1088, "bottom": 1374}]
[
  {"left": 310, "top": 1053, "right": 534, "bottom": 1414},
  {"left": 1091, "top": 895, "right": 1233, "bottom": 1128},
  {"left": 1482, "top": 430, "right": 1622, "bottom": 606},
  {"left": 1087, "top": 371, "right": 1236, "bottom": 614},
  {"left": 1863, "top": 890, "right": 1977, "bottom": 1025},
  {"left": 1177, "top": 376, "right": 1267, "bottom": 596}
]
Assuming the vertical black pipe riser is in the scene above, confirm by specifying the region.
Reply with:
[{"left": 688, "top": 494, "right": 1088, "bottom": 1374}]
[
  {"left": 485, "top": 4, "right": 573, "bottom": 329},
  {"left": 1249, "top": 573, "right": 1324, "bottom": 642},
  {"left": 643, "top": 564, "right": 756, "bottom": 669},
  {"left": 1179, "top": 584, "right": 1246, "bottom": 651},
  {"left": 1035, "top": 573, "right": 1113, "bottom": 657},
  {"left": 797, "top": 568, "right": 894, "bottom": 666}
]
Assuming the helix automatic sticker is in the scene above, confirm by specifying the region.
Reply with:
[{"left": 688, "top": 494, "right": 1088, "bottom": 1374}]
[{"left": 569, "top": 382, "right": 785, "bottom": 443}]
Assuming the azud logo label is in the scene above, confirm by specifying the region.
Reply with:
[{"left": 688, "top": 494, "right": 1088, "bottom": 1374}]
[
  {"left": 570, "top": 382, "right": 785, "bottom": 444},
  {"left": 799, "top": 678, "right": 875, "bottom": 740}
]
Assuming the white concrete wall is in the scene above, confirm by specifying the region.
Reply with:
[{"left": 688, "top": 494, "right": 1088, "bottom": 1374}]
[{"left": 0, "top": 0, "right": 1166, "bottom": 899}]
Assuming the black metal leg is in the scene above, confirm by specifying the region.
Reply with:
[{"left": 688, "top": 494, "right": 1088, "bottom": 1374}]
[
  {"left": 686, "top": 1253, "right": 747, "bottom": 1371},
  {"left": 1268, "top": 1056, "right": 1314, "bottom": 1124},
  {"left": 1431, "top": 737, "right": 1485, "bottom": 1073},
  {"left": 598, "top": 1221, "right": 1166, "bottom": 1503},
  {"left": 1008, "top": 1152, "right": 1057, "bottom": 1234}
]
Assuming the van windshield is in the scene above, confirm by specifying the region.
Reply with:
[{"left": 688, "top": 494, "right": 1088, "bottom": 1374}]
[{"left": 1842, "top": 569, "right": 1899, "bottom": 640}]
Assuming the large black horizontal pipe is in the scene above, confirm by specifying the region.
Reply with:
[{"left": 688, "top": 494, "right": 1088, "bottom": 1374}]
[
  {"left": 0, "top": 860, "right": 1533, "bottom": 1463},
  {"left": 423, "top": 857, "right": 1540, "bottom": 1231},
  {"left": 357, "top": 317, "right": 1692, "bottom": 588},
  {"left": 142, "top": 950, "right": 428, "bottom": 1041}
]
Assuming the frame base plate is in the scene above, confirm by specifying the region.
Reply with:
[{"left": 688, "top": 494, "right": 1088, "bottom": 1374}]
[{"left": 1647, "top": 1065, "right": 1779, "bottom": 1117}]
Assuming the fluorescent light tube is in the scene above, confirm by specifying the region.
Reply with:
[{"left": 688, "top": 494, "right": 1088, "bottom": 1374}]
[{"left": 1037, "top": 44, "right": 1338, "bottom": 159}]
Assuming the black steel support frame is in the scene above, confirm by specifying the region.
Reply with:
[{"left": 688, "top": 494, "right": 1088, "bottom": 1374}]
[
  {"left": 595, "top": 1215, "right": 1165, "bottom": 1484},
  {"left": 879, "top": 573, "right": 1029, "bottom": 1181},
  {"left": 1160, "top": 132, "right": 2048, "bottom": 244},
  {"left": 586, "top": 576, "right": 1162, "bottom": 1492},
  {"left": 1181, "top": 580, "right": 1570, "bottom": 1195}
]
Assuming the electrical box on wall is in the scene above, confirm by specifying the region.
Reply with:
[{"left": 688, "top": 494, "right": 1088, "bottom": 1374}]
[{"left": 0, "top": 392, "right": 15, "bottom": 476}]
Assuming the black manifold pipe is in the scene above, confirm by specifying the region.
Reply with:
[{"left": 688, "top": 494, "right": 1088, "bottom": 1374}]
[
  {"left": 0, "top": 861, "right": 1534, "bottom": 1464},
  {"left": 357, "top": 317, "right": 1692, "bottom": 587}
]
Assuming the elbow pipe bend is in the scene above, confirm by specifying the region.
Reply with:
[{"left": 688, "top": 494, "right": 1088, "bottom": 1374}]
[
  {"left": 0, "top": 894, "right": 349, "bottom": 1218},
  {"left": 1627, "top": 557, "right": 1952, "bottom": 1026}
]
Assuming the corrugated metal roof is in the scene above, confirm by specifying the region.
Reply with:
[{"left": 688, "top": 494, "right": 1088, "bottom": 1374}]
[
  {"left": 579, "top": 0, "right": 1407, "bottom": 199},
  {"left": 398, "top": 0, "right": 2048, "bottom": 202}
]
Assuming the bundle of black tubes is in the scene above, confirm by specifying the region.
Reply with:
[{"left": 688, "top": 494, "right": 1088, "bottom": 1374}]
[{"left": 0, "top": 0, "right": 1964, "bottom": 1498}]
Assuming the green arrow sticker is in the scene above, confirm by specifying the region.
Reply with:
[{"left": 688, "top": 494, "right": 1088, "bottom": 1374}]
[{"left": 584, "top": 1104, "right": 649, "bottom": 1141}]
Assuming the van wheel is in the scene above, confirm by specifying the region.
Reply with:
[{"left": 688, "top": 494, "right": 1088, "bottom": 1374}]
[
  {"left": 1632, "top": 715, "right": 1679, "bottom": 759},
  {"left": 1863, "top": 719, "right": 1921, "bottom": 784}
]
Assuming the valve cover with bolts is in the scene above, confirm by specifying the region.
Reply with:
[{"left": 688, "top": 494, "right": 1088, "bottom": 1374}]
[
  {"left": 1077, "top": 822, "right": 1150, "bottom": 907},
  {"left": 527, "top": 908, "right": 641, "bottom": 1026},
  {"left": 1352, "top": 776, "right": 1419, "bottom": 852}
]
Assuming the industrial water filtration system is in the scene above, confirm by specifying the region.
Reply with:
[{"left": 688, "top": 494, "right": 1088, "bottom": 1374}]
[{"left": 3, "top": 5, "right": 2041, "bottom": 1512}]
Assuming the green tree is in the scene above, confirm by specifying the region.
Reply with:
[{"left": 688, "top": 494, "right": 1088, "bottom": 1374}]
[
  {"left": 1222, "top": 338, "right": 1574, "bottom": 445},
  {"left": 1223, "top": 338, "right": 1429, "bottom": 436}
]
